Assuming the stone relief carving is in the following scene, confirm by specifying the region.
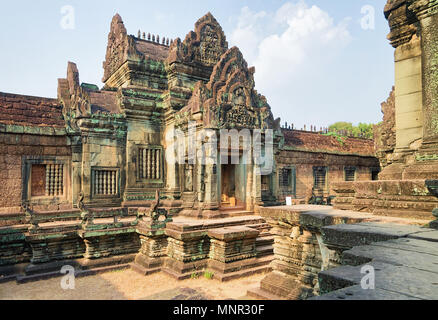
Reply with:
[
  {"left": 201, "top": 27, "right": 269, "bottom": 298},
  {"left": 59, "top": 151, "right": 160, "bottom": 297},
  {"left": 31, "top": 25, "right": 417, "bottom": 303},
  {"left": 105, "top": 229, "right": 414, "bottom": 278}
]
[
  {"left": 166, "top": 12, "right": 228, "bottom": 67},
  {"left": 180, "top": 46, "right": 279, "bottom": 131}
]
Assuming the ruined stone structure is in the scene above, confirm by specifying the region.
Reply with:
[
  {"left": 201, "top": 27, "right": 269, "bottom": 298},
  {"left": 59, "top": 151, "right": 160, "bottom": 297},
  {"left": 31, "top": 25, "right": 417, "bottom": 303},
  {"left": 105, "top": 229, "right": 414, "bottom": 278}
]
[
  {"left": 0, "top": 13, "right": 379, "bottom": 283},
  {"left": 245, "top": 0, "right": 438, "bottom": 301},
  {"left": 334, "top": 0, "right": 438, "bottom": 220},
  {"left": 279, "top": 129, "right": 379, "bottom": 204}
]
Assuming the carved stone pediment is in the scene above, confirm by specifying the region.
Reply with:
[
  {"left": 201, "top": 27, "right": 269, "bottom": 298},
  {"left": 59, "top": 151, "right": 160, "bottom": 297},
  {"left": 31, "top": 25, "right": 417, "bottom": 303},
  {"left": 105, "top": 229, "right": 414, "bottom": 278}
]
[
  {"left": 102, "top": 14, "right": 143, "bottom": 82},
  {"left": 166, "top": 12, "right": 228, "bottom": 67},
  {"left": 180, "top": 46, "right": 279, "bottom": 131}
]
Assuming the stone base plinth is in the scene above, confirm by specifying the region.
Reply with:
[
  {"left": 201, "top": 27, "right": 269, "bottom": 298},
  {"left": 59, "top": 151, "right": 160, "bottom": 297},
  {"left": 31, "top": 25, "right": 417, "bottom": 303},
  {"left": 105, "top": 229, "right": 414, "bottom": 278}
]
[
  {"left": 205, "top": 226, "right": 272, "bottom": 281},
  {"left": 247, "top": 205, "right": 425, "bottom": 300},
  {"left": 207, "top": 256, "right": 273, "bottom": 282},
  {"left": 162, "top": 258, "right": 208, "bottom": 280},
  {"left": 333, "top": 180, "right": 437, "bottom": 220},
  {"left": 208, "top": 226, "right": 259, "bottom": 262},
  {"left": 162, "top": 216, "right": 271, "bottom": 280},
  {"left": 248, "top": 272, "right": 314, "bottom": 300},
  {"left": 380, "top": 161, "right": 438, "bottom": 181}
]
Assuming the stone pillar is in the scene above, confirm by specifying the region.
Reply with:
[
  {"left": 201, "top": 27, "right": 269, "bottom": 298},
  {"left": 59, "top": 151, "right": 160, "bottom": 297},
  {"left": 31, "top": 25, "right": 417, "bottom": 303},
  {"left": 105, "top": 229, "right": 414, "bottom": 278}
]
[
  {"left": 196, "top": 163, "right": 205, "bottom": 202},
  {"left": 164, "top": 123, "right": 181, "bottom": 200},
  {"left": 411, "top": 2, "right": 438, "bottom": 147},
  {"left": 246, "top": 157, "right": 254, "bottom": 212},
  {"left": 202, "top": 137, "right": 219, "bottom": 214},
  {"left": 394, "top": 37, "right": 423, "bottom": 154},
  {"left": 271, "top": 161, "right": 279, "bottom": 202},
  {"left": 253, "top": 164, "right": 263, "bottom": 210},
  {"left": 203, "top": 164, "right": 218, "bottom": 208},
  {"left": 81, "top": 136, "right": 92, "bottom": 204},
  {"left": 165, "top": 162, "right": 180, "bottom": 199},
  {"left": 71, "top": 138, "right": 82, "bottom": 207}
]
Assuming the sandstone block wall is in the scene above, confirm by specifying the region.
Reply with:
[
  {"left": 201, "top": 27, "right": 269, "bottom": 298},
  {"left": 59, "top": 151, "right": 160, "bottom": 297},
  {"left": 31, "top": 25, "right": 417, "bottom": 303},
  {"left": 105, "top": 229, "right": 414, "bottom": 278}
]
[
  {"left": 0, "top": 131, "right": 71, "bottom": 212},
  {"left": 276, "top": 149, "right": 379, "bottom": 200}
]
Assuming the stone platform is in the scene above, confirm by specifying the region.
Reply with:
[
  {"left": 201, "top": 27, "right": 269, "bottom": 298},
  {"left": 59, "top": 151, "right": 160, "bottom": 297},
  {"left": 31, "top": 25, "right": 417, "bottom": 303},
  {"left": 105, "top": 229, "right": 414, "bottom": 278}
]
[
  {"left": 159, "top": 215, "right": 274, "bottom": 281},
  {"left": 312, "top": 225, "right": 438, "bottom": 300},
  {"left": 246, "top": 205, "right": 428, "bottom": 300},
  {"left": 332, "top": 180, "right": 438, "bottom": 220}
]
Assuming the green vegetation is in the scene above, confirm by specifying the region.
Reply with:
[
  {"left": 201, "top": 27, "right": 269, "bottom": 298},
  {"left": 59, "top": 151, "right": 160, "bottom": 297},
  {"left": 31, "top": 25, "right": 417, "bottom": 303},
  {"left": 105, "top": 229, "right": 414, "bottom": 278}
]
[
  {"left": 323, "top": 131, "right": 346, "bottom": 146},
  {"left": 204, "top": 271, "right": 214, "bottom": 280},
  {"left": 327, "top": 122, "right": 375, "bottom": 139}
]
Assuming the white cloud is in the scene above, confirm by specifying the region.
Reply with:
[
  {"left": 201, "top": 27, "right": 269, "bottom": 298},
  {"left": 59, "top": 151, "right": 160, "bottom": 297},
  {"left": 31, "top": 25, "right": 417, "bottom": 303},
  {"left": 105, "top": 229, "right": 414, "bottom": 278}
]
[
  {"left": 230, "top": 7, "right": 268, "bottom": 63},
  {"left": 229, "top": 1, "right": 352, "bottom": 126}
]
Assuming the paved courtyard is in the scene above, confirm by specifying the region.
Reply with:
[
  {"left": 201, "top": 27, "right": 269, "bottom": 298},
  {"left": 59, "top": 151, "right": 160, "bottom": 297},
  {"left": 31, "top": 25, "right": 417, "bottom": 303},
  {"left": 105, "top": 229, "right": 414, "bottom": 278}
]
[{"left": 0, "top": 269, "right": 265, "bottom": 300}]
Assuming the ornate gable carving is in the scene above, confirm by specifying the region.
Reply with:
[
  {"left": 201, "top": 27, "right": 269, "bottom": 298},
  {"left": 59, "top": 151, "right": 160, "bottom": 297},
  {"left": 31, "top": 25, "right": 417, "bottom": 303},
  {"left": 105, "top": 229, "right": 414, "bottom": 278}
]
[
  {"left": 102, "top": 14, "right": 142, "bottom": 82},
  {"left": 58, "top": 62, "right": 92, "bottom": 132},
  {"left": 184, "top": 47, "right": 279, "bottom": 130},
  {"left": 166, "top": 12, "right": 228, "bottom": 67}
]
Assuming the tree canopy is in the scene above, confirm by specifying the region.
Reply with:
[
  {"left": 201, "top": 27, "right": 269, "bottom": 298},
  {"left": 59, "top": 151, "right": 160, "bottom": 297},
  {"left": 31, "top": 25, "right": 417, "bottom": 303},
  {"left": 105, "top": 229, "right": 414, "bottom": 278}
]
[{"left": 328, "top": 122, "right": 375, "bottom": 139}]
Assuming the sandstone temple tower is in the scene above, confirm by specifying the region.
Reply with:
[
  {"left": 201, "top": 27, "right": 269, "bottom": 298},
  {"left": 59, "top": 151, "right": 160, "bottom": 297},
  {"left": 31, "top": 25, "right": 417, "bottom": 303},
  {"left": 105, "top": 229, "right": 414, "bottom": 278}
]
[
  {"left": 56, "top": 13, "right": 283, "bottom": 218},
  {"left": 336, "top": 0, "right": 438, "bottom": 220}
]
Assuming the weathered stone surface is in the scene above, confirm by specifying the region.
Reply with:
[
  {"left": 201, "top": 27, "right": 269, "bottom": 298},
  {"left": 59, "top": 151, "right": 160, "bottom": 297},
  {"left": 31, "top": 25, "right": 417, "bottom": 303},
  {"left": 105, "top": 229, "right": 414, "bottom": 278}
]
[
  {"left": 374, "top": 87, "right": 396, "bottom": 168},
  {"left": 342, "top": 238, "right": 438, "bottom": 271},
  {"left": 333, "top": 180, "right": 438, "bottom": 220},
  {"left": 309, "top": 285, "right": 420, "bottom": 300},
  {"left": 318, "top": 260, "right": 438, "bottom": 300},
  {"left": 141, "top": 287, "right": 211, "bottom": 300},
  {"left": 322, "top": 222, "right": 430, "bottom": 249}
]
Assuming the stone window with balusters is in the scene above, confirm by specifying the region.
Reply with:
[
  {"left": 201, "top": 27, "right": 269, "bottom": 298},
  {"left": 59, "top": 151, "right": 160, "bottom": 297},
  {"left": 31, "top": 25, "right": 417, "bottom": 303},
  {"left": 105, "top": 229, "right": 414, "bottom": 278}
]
[{"left": 137, "top": 146, "right": 163, "bottom": 181}]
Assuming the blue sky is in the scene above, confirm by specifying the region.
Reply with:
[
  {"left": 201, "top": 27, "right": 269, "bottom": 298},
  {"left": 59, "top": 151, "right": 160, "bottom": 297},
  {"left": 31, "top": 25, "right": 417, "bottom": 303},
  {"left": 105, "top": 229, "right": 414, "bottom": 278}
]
[{"left": 0, "top": 0, "right": 392, "bottom": 128}]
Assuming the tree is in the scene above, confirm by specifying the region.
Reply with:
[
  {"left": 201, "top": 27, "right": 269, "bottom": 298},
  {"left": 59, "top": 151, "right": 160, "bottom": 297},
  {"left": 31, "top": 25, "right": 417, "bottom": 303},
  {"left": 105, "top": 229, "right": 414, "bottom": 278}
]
[{"left": 328, "top": 122, "right": 375, "bottom": 139}]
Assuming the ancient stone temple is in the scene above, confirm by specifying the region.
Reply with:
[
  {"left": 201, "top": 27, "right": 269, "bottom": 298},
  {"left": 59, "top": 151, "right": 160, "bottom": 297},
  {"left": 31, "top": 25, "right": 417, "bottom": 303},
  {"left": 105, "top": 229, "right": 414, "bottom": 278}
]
[{"left": 0, "top": 12, "right": 380, "bottom": 283}]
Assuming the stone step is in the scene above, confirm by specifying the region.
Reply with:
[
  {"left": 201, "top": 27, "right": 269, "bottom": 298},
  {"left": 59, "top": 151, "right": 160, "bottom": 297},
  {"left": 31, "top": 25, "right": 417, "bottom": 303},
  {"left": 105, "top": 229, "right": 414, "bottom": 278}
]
[
  {"left": 161, "top": 267, "right": 196, "bottom": 281},
  {"left": 219, "top": 205, "right": 246, "bottom": 212},
  {"left": 213, "top": 264, "right": 272, "bottom": 282},
  {"left": 256, "top": 235, "right": 274, "bottom": 246},
  {"left": 259, "top": 272, "right": 311, "bottom": 299},
  {"left": 16, "top": 263, "right": 130, "bottom": 284},
  {"left": 221, "top": 211, "right": 254, "bottom": 217},
  {"left": 341, "top": 238, "right": 438, "bottom": 271},
  {"left": 309, "top": 285, "right": 421, "bottom": 300},
  {"left": 129, "top": 262, "right": 161, "bottom": 276},
  {"left": 256, "top": 245, "right": 274, "bottom": 257},
  {"left": 322, "top": 222, "right": 431, "bottom": 249},
  {"left": 246, "top": 286, "right": 287, "bottom": 301},
  {"left": 76, "top": 264, "right": 130, "bottom": 278},
  {"left": 317, "top": 260, "right": 438, "bottom": 300},
  {"left": 0, "top": 274, "right": 17, "bottom": 284}
]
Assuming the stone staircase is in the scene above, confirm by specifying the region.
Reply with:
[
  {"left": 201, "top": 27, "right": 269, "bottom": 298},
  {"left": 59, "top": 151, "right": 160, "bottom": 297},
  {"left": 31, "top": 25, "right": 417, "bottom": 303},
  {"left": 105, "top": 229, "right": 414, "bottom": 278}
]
[{"left": 310, "top": 223, "right": 438, "bottom": 300}]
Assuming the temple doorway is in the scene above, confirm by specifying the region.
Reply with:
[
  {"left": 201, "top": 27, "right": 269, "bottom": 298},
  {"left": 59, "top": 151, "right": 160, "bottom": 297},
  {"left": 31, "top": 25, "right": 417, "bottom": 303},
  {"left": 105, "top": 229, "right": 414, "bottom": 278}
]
[{"left": 221, "top": 164, "right": 236, "bottom": 207}]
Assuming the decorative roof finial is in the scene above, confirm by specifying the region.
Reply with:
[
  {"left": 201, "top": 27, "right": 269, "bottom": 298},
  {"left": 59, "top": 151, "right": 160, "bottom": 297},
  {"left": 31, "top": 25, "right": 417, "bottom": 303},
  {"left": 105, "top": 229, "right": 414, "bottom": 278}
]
[
  {"left": 138, "top": 30, "right": 141, "bottom": 38},
  {"left": 148, "top": 33, "right": 151, "bottom": 41}
]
